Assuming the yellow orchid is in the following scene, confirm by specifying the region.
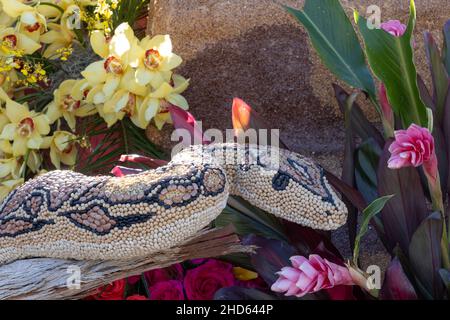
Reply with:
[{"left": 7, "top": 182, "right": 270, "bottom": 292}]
[
  {"left": 101, "top": 88, "right": 145, "bottom": 128},
  {"left": 0, "top": 0, "right": 47, "bottom": 43},
  {"left": 138, "top": 74, "right": 189, "bottom": 129},
  {"left": 134, "top": 34, "right": 182, "bottom": 89},
  {"left": 26, "top": 149, "right": 42, "bottom": 173},
  {"left": 42, "top": 130, "right": 78, "bottom": 169},
  {"left": 0, "top": 156, "right": 20, "bottom": 179},
  {"left": 46, "top": 79, "right": 97, "bottom": 131},
  {"left": 0, "top": 89, "right": 50, "bottom": 156},
  {"left": 0, "top": 176, "right": 23, "bottom": 200},
  {"left": 0, "top": 26, "right": 41, "bottom": 56},
  {"left": 0, "top": 1, "right": 15, "bottom": 27},
  {"left": 40, "top": 22, "right": 74, "bottom": 59}
]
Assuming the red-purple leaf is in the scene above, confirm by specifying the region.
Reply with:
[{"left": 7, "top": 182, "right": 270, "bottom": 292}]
[
  {"left": 377, "top": 140, "right": 428, "bottom": 254},
  {"left": 442, "top": 84, "right": 450, "bottom": 193},
  {"left": 408, "top": 211, "right": 444, "bottom": 299},
  {"left": 242, "top": 235, "right": 297, "bottom": 286},
  {"left": 325, "top": 285, "right": 356, "bottom": 300},
  {"left": 424, "top": 32, "right": 449, "bottom": 122},
  {"left": 380, "top": 256, "right": 418, "bottom": 300},
  {"left": 324, "top": 169, "right": 367, "bottom": 212},
  {"left": 111, "top": 166, "right": 143, "bottom": 177},
  {"left": 332, "top": 84, "right": 384, "bottom": 148},
  {"left": 283, "top": 221, "right": 342, "bottom": 258},
  {"left": 168, "top": 105, "right": 211, "bottom": 146},
  {"left": 119, "top": 154, "right": 168, "bottom": 169},
  {"left": 231, "top": 98, "right": 289, "bottom": 149},
  {"left": 417, "top": 74, "right": 435, "bottom": 110},
  {"left": 444, "top": 20, "right": 450, "bottom": 74}
]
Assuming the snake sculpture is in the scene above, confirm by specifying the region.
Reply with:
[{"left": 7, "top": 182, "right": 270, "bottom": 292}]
[{"left": 0, "top": 143, "right": 348, "bottom": 265}]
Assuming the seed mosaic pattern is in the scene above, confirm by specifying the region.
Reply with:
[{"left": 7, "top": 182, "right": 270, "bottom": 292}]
[{"left": 0, "top": 143, "right": 347, "bottom": 265}]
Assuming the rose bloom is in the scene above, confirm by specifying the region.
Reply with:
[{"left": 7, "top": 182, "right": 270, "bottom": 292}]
[
  {"left": 126, "top": 294, "right": 148, "bottom": 300},
  {"left": 271, "top": 255, "right": 353, "bottom": 298},
  {"left": 388, "top": 124, "right": 435, "bottom": 169},
  {"left": 380, "top": 20, "right": 406, "bottom": 36},
  {"left": 184, "top": 259, "right": 235, "bottom": 300},
  {"left": 144, "top": 263, "right": 184, "bottom": 286},
  {"left": 90, "top": 279, "right": 126, "bottom": 300},
  {"left": 149, "top": 280, "right": 185, "bottom": 300}
]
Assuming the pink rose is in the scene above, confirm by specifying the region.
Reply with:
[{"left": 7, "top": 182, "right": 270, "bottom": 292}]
[
  {"left": 144, "top": 263, "right": 184, "bottom": 286},
  {"left": 184, "top": 260, "right": 235, "bottom": 300},
  {"left": 271, "top": 255, "right": 353, "bottom": 298},
  {"left": 127, "top": 275, "right": 141, "bottom": 285},
  {"left": 388, "top": 124, "right": 435, "bottom": 169},
  {"left": 149, "top": 280, "right": 185, "bottom": 300},
  {"left": 380, "top": 20, "right": 406, "bottom": 36}
]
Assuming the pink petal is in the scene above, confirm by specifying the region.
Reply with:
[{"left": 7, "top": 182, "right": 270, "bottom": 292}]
[
  {"left": 278, "top": 267, "right": 301, "bottom": 282},
  {"left": 299, "top": 261, "right": 319, "bottom": 279},
  {"left": 296, "top": 273, "right": 314, "bottom": 291},
  {"left": 271, "top": 278, "right": 292, "bottom": 293},
  {"left": 290, "top": 256, "right": 308, "bottom": 268}
]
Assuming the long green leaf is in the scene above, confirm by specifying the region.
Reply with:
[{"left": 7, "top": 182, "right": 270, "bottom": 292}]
[
  {"left": 356, "top": 0, "right": 428, "bottom": 127},
  {"left": 285, "top": 0, "right": 377, "bottom": 108},
  {"left": 353, "top": 195, "right": 393, "bottom": 264}
]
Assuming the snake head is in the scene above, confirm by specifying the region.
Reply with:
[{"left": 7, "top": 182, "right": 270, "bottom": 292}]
[{"left": 234, "top": 146, "right": 348, "bottom": 231}]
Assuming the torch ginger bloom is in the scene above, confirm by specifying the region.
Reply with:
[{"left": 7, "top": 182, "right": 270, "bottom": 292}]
[
  {"left": 271, "top": 255, "right": 353, "bottom": 298},
  {"left": 387, "top": 124, "right": 435, "bottom": 170},
  {"left": 380, "top": 20, "right": 407, "bottom": 37}
]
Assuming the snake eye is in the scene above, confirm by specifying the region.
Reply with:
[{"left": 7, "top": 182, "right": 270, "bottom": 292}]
[{"left": 272, "top": 172, "right": 291, "bottom": 191}]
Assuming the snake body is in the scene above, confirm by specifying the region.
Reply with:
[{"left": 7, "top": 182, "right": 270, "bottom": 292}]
[{"left": 0, "top": 144, "right": 347, "bottom": 265}]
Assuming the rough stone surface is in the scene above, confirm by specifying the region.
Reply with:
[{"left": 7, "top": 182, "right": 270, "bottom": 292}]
[{"left": 146, "top": 0, "right": 450, "bottom": 268}]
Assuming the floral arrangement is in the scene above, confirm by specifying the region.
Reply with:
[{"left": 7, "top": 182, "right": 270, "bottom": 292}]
[
  {"left": 86, "top": 259, "right": 266, "bottom": 300},
  {"left": 0, "top": 0, "right": 189, "bottom": 200}
]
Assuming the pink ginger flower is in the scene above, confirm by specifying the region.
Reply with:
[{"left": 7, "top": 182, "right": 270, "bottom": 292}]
[
  {"left": 380, "top": 20, "right": 407, "bottom": 36},
  {"left": 271, "top": 255, "right": 353, "bottom": 298},
  {"left": 387, "top": 124, "right": 435, "bottom": 172}
]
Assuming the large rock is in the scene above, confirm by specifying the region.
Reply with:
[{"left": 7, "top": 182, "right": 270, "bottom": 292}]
[{"left": 147, "top": 0, "right": 449, "bottom": 160}]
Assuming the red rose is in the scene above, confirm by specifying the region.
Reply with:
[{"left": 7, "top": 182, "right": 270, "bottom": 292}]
[
  {"left": 149, "top": 280, "right": 185, "bottom": 300},
  {"left": 184, "top": 260, "right": 235, "bottom": 300},
  {"left": 92, "top": 279, "right": 126, "bottom": 300},
  {"left": 144, "top": 263, "right": 184, "bottom": 286},
  {"left": 126, "top": 294, "right": 148, "bottom": 300}
]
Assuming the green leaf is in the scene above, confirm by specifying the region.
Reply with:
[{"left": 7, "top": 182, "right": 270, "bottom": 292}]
[
  {"left": 424, "top": 32, "right": 449, "bottom": 122},
  {"left": 285, "top": 0, "right": 377, "bottom": 108},
  {"left": 355, "top": 139, "right": 382, "bottom": 204},
  {"left": 353, "top": 195, "right": 393, "bottom": 264},
  {"left": 215, "top": 197, "right": 287, "bottom": 242},
  {"left": 356, "top": 0, "right": 428, "bottom": 127}
]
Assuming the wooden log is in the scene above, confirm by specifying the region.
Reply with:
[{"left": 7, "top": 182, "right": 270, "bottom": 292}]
[{"left": 0, "top": 225, "right": 253, "bottom": 300}]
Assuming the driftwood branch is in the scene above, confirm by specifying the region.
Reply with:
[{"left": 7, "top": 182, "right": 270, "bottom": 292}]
[{"left": 0, "top": 225, "right": 254, "bottom": 300}]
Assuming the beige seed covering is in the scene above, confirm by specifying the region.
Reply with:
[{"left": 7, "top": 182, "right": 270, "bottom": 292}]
[{"left": 0, "top": 143, "right": 347, "bottom": 265}]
